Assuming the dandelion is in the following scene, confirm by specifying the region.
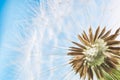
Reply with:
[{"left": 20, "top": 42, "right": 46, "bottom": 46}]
[{"left": 68, "top": 26, "right": 120, "bottom": 80}]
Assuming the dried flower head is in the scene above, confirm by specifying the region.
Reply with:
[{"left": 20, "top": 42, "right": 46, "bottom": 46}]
[{"left": 68, "top": 26, "right": 120, "bottom": 80}]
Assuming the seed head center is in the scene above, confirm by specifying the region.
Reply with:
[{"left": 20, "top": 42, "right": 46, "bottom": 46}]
[{"left": 84, "top": 39, "right": 108, "bottom": 66}]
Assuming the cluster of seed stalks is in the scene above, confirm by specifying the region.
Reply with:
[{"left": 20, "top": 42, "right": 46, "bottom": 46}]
[{"left": 68, "top": 26, "right": 120, "bottom": 80}]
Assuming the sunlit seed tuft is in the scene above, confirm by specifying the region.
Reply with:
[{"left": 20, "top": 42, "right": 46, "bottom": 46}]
[{"left": 68, "top": 26, "right": 120, "bottom": 80}]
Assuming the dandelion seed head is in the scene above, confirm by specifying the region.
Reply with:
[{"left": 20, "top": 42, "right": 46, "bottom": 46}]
[{"left": 68, "top": 26, "right": 120, "bottom": 80}]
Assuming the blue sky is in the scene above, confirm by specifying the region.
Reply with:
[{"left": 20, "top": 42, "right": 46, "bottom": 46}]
[
  {"left": 0, "top": 0, "right": 6, "bottom": 44},
  {"left": 0, "top": 1, "right": 28, "bottom": 80}
]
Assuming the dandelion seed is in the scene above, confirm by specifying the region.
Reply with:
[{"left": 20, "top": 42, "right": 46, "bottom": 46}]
[{"left": 68, "top": 26, "right": 120, "bottom": 80}]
